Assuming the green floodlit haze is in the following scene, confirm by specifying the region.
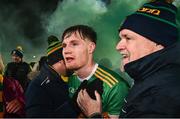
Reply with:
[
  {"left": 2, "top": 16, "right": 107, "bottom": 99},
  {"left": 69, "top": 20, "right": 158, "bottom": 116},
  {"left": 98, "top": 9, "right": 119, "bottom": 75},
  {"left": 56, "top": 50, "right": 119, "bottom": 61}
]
[
  {"left": 1, "top": 0, "right": 180, "bottom": 69},
  {"left": 46, "top": 0, "right": 180, "bottom": 70}
]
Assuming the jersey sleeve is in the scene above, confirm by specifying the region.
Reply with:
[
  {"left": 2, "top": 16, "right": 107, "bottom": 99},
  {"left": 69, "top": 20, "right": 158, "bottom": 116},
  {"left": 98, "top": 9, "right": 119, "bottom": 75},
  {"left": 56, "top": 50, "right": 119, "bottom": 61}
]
[{"left": 105, "top": 81, "right": 129, "bottom": 115}]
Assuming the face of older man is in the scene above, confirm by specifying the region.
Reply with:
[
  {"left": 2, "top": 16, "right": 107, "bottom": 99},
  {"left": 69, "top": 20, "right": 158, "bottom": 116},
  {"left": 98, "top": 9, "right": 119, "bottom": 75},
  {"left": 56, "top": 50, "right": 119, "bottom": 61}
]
[{"left": 116, "top": 29, "right": 164, "bottom": 71}]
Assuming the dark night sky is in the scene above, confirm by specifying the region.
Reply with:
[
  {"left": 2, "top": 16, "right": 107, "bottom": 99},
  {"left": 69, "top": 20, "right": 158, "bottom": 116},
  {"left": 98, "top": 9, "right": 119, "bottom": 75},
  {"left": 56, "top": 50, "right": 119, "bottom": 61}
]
[
  {"left": 0, "top": 0, "right": 60, "bottom": 47},
  {"left": 0, "top": 0, "right": 109, "bottom": 48},
  {"left": 0, "top": 0, "right": 112, "bottom": 63}
]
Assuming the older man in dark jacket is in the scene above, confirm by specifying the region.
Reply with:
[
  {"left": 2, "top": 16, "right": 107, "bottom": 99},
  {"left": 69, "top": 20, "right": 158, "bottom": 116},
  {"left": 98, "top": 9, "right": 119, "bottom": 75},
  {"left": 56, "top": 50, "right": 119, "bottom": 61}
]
[
  {"left": 25, "top": 35, "right": 77, "bottom": 117},
  {"left": 117, "top": 1, "right": 180, "bottom": 117},
  {"left": 76, "top": 0, "right": 180, "bottom": 118}
]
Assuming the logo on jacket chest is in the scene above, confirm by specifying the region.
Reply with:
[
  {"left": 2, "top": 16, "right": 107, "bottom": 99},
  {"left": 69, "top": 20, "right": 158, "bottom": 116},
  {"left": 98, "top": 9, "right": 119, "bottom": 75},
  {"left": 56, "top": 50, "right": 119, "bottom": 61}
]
[{"left": 69, "top": 87, "right": 76, "bottom": 94}]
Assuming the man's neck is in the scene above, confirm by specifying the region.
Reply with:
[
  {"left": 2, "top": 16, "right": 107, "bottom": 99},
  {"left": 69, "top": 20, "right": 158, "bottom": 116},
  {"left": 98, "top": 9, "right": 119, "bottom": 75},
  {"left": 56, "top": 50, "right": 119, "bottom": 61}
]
[
  {"left": 14, "top": 61, "right": 22, "bottom": 64},
  {"left": 76, "top": 61, "right": 96, "bottom": 80}
]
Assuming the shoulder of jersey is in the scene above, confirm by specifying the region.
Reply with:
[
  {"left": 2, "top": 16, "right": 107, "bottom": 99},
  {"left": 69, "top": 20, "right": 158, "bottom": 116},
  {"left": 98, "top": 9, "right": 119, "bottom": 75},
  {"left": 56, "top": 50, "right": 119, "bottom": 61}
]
[{"left": 94, "top": 66, "right": 119, "bottom": 88}]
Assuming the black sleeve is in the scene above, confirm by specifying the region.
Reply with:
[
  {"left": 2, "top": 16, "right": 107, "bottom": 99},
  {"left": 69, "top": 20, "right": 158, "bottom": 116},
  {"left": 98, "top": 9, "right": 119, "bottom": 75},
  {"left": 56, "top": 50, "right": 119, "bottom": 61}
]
[
  {"left": 54, "top": 100, "right": 77, "bottom": 118},
  {"left": 4, "top": 64, "right": 8, "bottom": 77},
  {"left": 24, "top": 62, "right": 31, "bottom": 74},
  {"left": 25, "top": 83, "right": 53, "bottom": 117},
  {"left": 25, "top": 79, "right": 77, "bottom": 118}
]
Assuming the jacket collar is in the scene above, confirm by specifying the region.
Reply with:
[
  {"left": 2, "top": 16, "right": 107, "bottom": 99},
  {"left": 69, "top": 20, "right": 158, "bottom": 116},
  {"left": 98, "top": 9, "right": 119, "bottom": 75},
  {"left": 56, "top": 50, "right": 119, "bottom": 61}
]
[{"left": 124, "top": 43, "right": 180, "bottom": 82}]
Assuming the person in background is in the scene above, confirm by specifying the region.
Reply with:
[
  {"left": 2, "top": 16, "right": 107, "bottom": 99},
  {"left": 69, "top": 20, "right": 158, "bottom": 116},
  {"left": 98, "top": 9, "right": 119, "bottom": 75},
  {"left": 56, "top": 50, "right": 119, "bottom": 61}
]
[
  {"left": 4, "top": 46, "right": 31, "bottom": 91},
  {"left": 29, "top": 62, "right": 36, "bottom": 70},
  {"left": 3, "top": 73, "right": 25, "bottom": 118},
  {"left": 0, "top": 54, "right": 4, "bottom": 74},
  {"left": 76, "top": 0, "right": 180, "bottom": 117},
  {"left": 3, "top": 46, "right": 29, "bottom": 118},
  {"left": 25, "top": 35, "right": 77, "bottom": 117},
  {"left": 0, "top": 54, "right": 4, "bottom": 117},
  {"left": 27, "top": 56, "right": 47, "bottom": 81},
  {"left": 62, "top": 25, "right": 129, "bottom": 118}
]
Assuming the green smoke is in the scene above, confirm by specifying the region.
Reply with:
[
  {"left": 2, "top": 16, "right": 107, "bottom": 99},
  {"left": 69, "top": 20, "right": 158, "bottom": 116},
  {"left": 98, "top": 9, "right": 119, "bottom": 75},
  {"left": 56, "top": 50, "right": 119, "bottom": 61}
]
[{"left": 45, "top": 0, "right": 180, "bottom": 70}]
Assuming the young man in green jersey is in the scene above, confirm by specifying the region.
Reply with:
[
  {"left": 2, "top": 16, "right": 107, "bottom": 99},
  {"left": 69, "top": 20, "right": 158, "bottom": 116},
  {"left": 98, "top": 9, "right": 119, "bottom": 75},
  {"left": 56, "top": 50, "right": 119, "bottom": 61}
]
[{"left": 62, "top": 25, "right": 129, "bottom": 118}]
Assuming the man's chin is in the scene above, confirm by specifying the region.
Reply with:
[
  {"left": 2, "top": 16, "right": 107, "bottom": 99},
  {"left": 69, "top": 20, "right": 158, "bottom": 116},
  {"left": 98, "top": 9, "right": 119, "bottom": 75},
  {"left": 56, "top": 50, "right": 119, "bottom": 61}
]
[
  {"left": 120, "top": 66, "right": 125, "bottom": 72},
  {"left": 120, "top": 61, "right": 126, "bottom": 72},
  {"left": 67, "top": 66, "right": 77, "bottom": 71}
]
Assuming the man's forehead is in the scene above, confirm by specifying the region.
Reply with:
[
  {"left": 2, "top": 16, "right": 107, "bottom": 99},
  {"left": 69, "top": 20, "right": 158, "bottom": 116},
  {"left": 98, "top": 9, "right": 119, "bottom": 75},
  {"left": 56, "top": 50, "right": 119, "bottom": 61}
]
[
  {"left": 64, "top": 32, "right": 73, "bottom": 39},
  {"left": 119, "top": 30, "right": 127, "bottom": 38},
  {"left": 63, "top": 32, "right": 85, "bottom": 42},
  {"left": 120, "top": 29, "right": 135, "bottom": 36},
  {"left": 12, "top": 54, "right": 19, "bottom": 57},
  {"left": 64, "top": 31, "right": 80, "bottom": 38},
  {"left": 12, "top": 51, "right": 17, "bottom": 55}
]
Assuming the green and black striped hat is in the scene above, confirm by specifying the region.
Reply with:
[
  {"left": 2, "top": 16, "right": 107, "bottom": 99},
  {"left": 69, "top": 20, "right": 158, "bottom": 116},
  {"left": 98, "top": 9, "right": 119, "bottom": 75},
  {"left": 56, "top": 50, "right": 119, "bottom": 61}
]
[
  {"left": 120, "top": 0, "right": 178, "bottom": 47},
  {"left": 47, "top": 35, "right": 63, "bottom": 65}
]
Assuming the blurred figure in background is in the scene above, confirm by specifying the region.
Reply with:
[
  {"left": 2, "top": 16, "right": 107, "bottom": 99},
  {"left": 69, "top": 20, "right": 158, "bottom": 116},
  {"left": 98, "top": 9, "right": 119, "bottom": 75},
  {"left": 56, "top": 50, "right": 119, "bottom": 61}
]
[
  {"left": 3, "top": 74, "right": 25, "bottom": 117},
  {"left": 27, "top": 56, "right": 47, "bottom": 81},
  {"left": 3, "top": 46, "right": 30, "bottom": 117},
  {"left": 4, "top": 46, "right": 31, "bottom": 91},
  {"left": 0, "top": 54, "right": 4, "bottom": 117},
  {"left": 0, "top": 54, "right": 4, "bottom": 74}
]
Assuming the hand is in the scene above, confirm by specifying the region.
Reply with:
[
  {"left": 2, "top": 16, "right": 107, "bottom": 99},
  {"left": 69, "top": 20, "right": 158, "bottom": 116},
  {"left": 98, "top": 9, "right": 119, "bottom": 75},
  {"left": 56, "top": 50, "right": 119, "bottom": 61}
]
[
  {"left": 6, "top": 98, "right": 23, "bottom": 113},
  {"left": 77, "top": 89, "right": 102, "bottom": 117}
]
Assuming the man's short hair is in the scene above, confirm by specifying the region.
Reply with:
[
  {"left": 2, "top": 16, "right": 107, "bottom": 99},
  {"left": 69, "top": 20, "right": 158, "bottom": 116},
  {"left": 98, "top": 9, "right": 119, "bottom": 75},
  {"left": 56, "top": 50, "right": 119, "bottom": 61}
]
[{"left": 62, "top": 25, "right": 97, "bottom": 44}]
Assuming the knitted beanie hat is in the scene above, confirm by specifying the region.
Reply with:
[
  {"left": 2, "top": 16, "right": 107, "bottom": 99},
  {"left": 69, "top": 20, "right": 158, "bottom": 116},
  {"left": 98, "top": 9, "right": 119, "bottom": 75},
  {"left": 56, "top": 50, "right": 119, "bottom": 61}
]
[
  {"left": 47, "top": 35, "right": 63, "bottom": 65},
  {"left": 11, "top": 46, "right": 23, "bottom": 58},
  {"left": 120, "top": 0, "right": 178, "bottom": 47}
]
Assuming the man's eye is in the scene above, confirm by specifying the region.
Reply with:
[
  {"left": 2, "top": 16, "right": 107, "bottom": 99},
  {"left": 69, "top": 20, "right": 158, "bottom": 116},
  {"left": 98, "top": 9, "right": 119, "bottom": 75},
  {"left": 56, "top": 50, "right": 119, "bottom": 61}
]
[
  {"left": 72, "top": 43, "right": 78, "bottom": 46},
  {"left": 126, "top": 37, "right": 131, "bottom": 40},
  {"left": 62, "top": 43, "right": 66, "bottom": 48}
]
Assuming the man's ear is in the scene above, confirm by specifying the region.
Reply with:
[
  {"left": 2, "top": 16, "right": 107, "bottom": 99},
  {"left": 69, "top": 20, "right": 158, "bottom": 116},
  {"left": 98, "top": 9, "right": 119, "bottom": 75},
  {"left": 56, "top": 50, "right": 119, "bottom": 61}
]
[{"left": 88, "top": 42, "right": 96, "bottom": 54}]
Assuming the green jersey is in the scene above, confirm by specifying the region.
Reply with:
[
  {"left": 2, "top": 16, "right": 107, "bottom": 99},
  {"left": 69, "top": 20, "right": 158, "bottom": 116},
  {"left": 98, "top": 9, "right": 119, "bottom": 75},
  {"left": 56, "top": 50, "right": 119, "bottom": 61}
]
[{"left": 68, "top": 64, "right": 129, "bottom": 117}]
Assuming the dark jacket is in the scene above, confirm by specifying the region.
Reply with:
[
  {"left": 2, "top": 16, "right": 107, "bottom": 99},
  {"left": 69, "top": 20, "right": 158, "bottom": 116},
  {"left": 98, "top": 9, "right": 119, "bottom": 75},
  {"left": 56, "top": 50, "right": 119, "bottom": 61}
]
[
  {"left": 4, "top": 62, "right": 31, "bottom": 91},
  {"left": 120, "top": 43, "right": 180, "bottom": 117},
  {"left": 25, "top": 63, "right": 77, "bottom": 118}
]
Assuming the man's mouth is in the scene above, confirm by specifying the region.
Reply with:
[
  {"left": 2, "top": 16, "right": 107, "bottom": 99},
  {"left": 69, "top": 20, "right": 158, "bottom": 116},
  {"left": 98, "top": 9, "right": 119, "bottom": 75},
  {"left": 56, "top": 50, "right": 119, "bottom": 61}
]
[
  {"left": 121, "top": 53, "right": 129, "bottom": 59},
  {"left": 65, "top": 57, "right": 74, "bottom": 63}
]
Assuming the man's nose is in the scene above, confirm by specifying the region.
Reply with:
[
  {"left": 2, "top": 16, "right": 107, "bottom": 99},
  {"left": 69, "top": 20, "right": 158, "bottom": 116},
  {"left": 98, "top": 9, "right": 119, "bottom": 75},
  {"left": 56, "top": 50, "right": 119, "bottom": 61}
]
[
  {"left": 116, "top": 39, "right": 126, "bottom": 51},
  {"left": 63, "top": 45, "right": 72, "bottom": 54}
]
